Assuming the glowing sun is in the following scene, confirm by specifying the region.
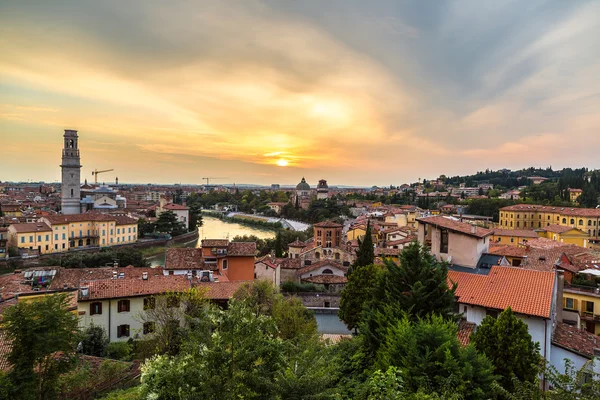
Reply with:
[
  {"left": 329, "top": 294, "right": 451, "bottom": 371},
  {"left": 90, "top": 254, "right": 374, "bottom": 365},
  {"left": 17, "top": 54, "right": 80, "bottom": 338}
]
[{"left": 276, "top": 159, "right": 289, "bottom": 167}]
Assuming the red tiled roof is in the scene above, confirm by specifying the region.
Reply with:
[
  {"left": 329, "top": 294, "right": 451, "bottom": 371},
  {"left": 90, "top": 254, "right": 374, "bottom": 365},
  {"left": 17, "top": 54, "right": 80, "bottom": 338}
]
[
  {"left": 302, "top": 275, "right": 347, "bottom": 284},
  {"left": 488, "top": 245, "right": 528, "bottom": 258},
  {"left": 417, "top": 216, "right": 493, "bottom": 238},
  {"left": 163, "top": 203, "right": 189, "bottom": 211},
  {"left": 448, "top": 266, "right": 555, "bottom": 318},
  {"left": 80, "top": 275, "right": 191, "bottom": 300},
  {"left": 298, "top": 260, "right": 348, "bottom": 275},
  {"left": 201, "top": 239, "right": 229, "bottom": 247},
  {"left": 457, "top": 320, "right": 476, "bottom": 347},
  {"left": 376, "top": 248, "right": 401, "bottom": 256},
  {"left": 165, "top": 248, "right": 203, "bottom": 270},
  {"left": 42, "top": 213, "right": 115, "bottom": 224},
  {"left": 492, "top": 229, "right": 539, "bottom": 238},
  {"left": 288, "top": 240, "right": 306, "bottom": 248},
  {"left": 9, "top": 222, "right": 52, "bottom": 233},
  {"left": 552, "top": 322, "right": 600, "bottom": 359},
  {"left": 539, "top": 224, "right": 584, "bottom": 234},
  {"left": 195, "top": 281, "right": 246, "bottom": 300},
  {"left": 313, "top": 221, "right": 343, "bottom": 228},
  {"left": 227, "top": 242, "right": 256, "bottom": 257},
  {"left": 113, "top": 215, "right": 138, "bottom": 226},
  {"left": 50, "top": 266, "right": 164, "bottom": 290},
  {"left": 273, "top": 258, "right": 302, "bottom": 270}
]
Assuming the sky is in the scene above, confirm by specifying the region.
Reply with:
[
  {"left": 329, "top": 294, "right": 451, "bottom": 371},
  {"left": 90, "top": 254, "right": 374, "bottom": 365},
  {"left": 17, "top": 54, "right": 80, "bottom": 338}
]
[{"left": 1, "top": 0, "right": 599, "bottom": 187}]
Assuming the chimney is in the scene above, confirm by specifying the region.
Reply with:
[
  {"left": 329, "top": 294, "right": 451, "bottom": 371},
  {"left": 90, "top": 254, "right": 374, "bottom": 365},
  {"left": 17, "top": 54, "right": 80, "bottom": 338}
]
[
  {"left": 113, "top": 271, "right": 118, "bottom": 279},
  {"left": 142, "top": 272, "right": 148, "bottom": 280},
  {"left": 471, "top": 225, "right": 477, "bottom": 234},
  {"left": 556, "top": 270, "right": 564, "bottom": 324},
  {"left": 80, "top": 287, "right": 89, "bottom": 298}
]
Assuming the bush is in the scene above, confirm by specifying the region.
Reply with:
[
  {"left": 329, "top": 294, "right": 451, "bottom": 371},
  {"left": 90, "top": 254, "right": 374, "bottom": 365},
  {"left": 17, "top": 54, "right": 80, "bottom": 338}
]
[
  {"left": 105, "top": 341, "right": 132, "bottom": 361},
  {"left": 280, "top": 281, "right": 325, "bottom": 293}
]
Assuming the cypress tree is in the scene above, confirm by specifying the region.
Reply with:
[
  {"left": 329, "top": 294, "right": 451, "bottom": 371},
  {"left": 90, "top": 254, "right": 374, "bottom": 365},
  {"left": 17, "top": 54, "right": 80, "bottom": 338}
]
[
  {"left": 274, "top": 230, "right": 284, "bottom": 258},
  {"left": 354, "top": 221, "right": 374, "bottom": 268}
]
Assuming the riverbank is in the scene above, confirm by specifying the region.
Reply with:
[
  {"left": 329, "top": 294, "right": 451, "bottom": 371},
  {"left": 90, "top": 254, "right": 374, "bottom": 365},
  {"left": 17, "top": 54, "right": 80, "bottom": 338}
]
[{"left": 202, "top": 211, "right": 283, "bottom": 230}]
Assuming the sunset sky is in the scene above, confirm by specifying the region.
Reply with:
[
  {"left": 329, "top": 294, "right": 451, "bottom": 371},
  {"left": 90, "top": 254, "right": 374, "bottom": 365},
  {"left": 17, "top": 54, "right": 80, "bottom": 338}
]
[{"left": 1, "top": 1, "right": 599, "bottom": 186}]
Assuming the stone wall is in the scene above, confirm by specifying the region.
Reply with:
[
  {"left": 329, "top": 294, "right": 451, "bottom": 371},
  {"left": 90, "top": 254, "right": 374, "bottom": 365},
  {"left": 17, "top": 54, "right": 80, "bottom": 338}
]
[{"left": 286, "top": 292, "right": 341, "bottom": 308}]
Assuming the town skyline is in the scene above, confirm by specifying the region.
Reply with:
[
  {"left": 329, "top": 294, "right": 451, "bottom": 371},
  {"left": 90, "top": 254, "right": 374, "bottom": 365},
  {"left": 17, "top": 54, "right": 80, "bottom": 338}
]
[{"left": 2, "top": 0, "right": 600, "bottom": 186}]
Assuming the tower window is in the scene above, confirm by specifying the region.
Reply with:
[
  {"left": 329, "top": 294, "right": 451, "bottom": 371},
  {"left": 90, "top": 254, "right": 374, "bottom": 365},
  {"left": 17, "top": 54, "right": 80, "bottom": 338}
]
[{"left": 71, "top": 189, "right": 74, "bottom": 197}]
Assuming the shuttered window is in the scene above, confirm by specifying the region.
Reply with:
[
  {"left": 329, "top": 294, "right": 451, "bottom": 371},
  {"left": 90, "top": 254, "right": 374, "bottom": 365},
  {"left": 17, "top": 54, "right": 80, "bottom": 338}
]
[
  {"left": 90, "top": 302, "right": 102, "bottom": 315},
  {"left": 117, "top": 299, "right": 130, "bottom": 313}
]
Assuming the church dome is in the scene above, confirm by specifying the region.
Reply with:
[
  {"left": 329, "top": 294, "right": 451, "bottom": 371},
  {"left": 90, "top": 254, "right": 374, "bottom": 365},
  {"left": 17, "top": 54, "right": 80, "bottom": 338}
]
[{"left": 296, "top": 177, "right": 310, "bottom": 191}]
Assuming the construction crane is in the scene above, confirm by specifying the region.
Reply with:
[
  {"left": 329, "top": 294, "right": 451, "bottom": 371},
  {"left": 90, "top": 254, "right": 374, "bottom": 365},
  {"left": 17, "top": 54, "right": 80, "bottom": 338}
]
[
  {"left": 92, "top": 169, "right": 114, "bottom": 186},
  {"left": 202, "top": 177, "right": 227, "bottom": 186}
]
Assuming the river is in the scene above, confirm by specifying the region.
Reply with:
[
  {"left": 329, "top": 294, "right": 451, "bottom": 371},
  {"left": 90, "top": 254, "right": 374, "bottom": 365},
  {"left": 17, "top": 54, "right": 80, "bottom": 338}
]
[{"left": 146, "top": 216, "right": 276, "bottom": 267}]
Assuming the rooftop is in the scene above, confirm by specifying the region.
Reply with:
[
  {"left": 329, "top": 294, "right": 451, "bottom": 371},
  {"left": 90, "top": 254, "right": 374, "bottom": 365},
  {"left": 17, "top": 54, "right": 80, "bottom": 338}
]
[
  {"left": 492, "top": 229, "right": 539, "bottom": 238},
  {"left": 417, "top": 216, "right": 493, "bottom": 238},
  {"left": 9, "top": 222, "right": 52, "bottom": 233},
  {"left": 165, "top": 248, "right": 203, "bottom": 270},
  {"left": 448, "top": 266, "right": 555, "bottom": 319},
  {"left": 500, "top": 204, "right": 600, "bottom": 218},
  {"left": 552, "top": 322, "right": 600, "bottom": 359},
  {"left": 227, "top": 242, "right": 256, "bottom": 256},
  {"left": 313, "top": 221, "right": 343, "bottom": 228},
  {"left": 201, "top": 239, "right": 229, "bottom": 247},
  {"left": 79, "top": 275, "right": 191, "bottom": 300}
]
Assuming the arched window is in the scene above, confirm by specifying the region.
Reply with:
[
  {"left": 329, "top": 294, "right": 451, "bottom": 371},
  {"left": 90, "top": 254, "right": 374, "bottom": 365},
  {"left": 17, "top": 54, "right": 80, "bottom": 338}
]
[
  {"left": 579, "top": 219, "right": 583, "bottom": 226},
  {"left": 562, "top": 218, "right": 567, "bottom": 224},
  {"left": 315, "top": 252, "right": 320, "bottom": 259},
  {"left": 570, "top": 219, "right": 575, "bottom": 225},
  {"left": 588, "top": 220, "right": 592, "bottom": 226},
  {"left": 322, "top": 269, "right": 333, "bottom": 274},
  {"left": 335, "top": 253, "right": 340, "bottom": 260}
]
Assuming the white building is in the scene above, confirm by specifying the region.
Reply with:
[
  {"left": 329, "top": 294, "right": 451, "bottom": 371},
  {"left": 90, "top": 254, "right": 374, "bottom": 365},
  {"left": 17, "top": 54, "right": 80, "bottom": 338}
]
[
  {"left": 159, "top": 203, "right": 190, "bottom": 226},
  {"left": 254, "top": 257, "right": 281, "bottom": 287}
]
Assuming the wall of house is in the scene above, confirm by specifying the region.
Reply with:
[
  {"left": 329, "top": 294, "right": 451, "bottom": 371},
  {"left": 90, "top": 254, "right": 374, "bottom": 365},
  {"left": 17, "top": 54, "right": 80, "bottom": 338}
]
[
  {"left": 427, "top": 227, "right": 486, "bottom": 268},
  {"left": 299, "top": 265, "right": 345, "bottom": 280},
  {"left": 562, "top": 289, "right": 600, "bottom": 334},
  {"left": 280, "top": 268, "right": 298, "bottom": 283},
  {"left": 550, "top": 345, "right": 594, "bottom": 375},
  {"left": 254, "top": 262, "right": 277, "bottom": 285},
  {"left": 225, "top": 256, "right": 255, "bottom": 281}
]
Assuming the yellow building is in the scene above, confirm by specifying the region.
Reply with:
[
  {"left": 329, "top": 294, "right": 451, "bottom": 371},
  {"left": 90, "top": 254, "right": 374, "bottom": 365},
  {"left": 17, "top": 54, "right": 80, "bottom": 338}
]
[
  {"left": 8, "top": 213, "right": 138, "bottom": 254},
  {"left": 563, "top": 288, "right": 600, "bottom": 335},
  {"left": 490, "top": 229, "right": 539, "bottom": 247},
  {"left": 568, "top": 188, "right": 583, "bottom": 203},
  {"left": 499, "top": 204, "right": 600, "bottom": 242},
  {"left": 537, "top": 225, "right": 590, "bottom": 248},
  {"left": 347, "top": 225, "right": 379, "bottom": 243}
]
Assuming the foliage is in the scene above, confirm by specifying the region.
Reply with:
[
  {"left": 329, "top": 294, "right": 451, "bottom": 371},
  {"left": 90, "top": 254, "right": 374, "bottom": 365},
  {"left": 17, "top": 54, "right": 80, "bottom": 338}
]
[
  {"left": 354, "top": 221, "right": 374, "bottom": 268},
  {"left": 45, "top": 247, "right": 150, "bottom": 268},
  {"left": 280, "top": 281, "right": 325, "bottom": 293},
  {"left": 155, "top": 210, "right": 187, "bottom": 236},
  {"left": 578, "top": 184, "right": 599, "bottom": 208},
  {"left": 2, "top": 293, "right": 79, "bottom": 399},
  {"left": 58, "top": 358, "right": 131, "bottom": 399},
  {"left": 8, "top": 245, "right": 19, "bottom": 257},
  {"left": 545, "top": 359, "right": 600, "bottom": 399},
  {"left": 376, "top": 315, "right": 497, "bottom": 399},
  {"left": 274, "top": 230, "right": 284, "bottom": 257},
  {"left": 81, "top": 324, "right": 109, "bottom": 357},
  {"left": 471, "top": 307, "right": 541, "bottom": 392},
  {"left": 138, "top": 288, "right": 210, "bottom": 356},
  {"left": 105, "top": 341, "right": 132, "bottom": 361},
  {"left": 137, "top": 218, "right": 156, "bottom": 237},
  {"left": 98, "top": 386, "right": 142, "bottom": 400},
  {"left": 365, "top": 366, "right": 404, "bottom": 399},
  {"left": 232, "top": 228, "right": 313, "bottom": 257},
  {"left": 361, "top": 241, "right": 457, "bottom": 358},
  {"left": 339, "top": 264, "right": 382, "bottom": 331}
]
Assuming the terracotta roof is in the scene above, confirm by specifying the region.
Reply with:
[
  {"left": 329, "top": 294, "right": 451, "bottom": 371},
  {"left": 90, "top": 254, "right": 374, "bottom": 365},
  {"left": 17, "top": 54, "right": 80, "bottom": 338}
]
[
  {"left": 113, "top": 215, "right": 138, "bottom": 226},
  {"left": 302, "top": 275, "right": 347, "bottom": 284},
  {"left": 255, "top": 257, "right": 279, "bottom": 270},
  {"left": 313, "top": 221, "right": 343, "bottom": 228},
  {"left": 9, "top": 222, "right": 52, "bottom": 233},
  {"left": 552, "top": 322, "right": 600, "bottom": 359},
  {"left": 42, "top": 213, "right": 115, "bottom": 224},
  {"left": 500, "top": 204, "right": 600, "bottom": 218},
  {"left": 79, "top": 275, "right": 191, "bottom": 300},
  {"left": 488, "top": 245, "right": 527, "bottom": 258},
  {"left": 273, "top": 258, "right": 302, "bottom": 270},
  {"left": 288, "top": 240, "right": 306, "bottom": 248},
  {"left": 165, "top": 248, "right": 203, "bottom": 270},
  {"left": 457, "top": 320, "right": 476, "bottom": 347},
  {"left": 417, "top": 216, "right": 493, "bottom": 238},
  {"left": 492, "top": 229, "right": 539, "bottom": 238},
  {"left": 50, "top": 266, "right": 164, "bottom": 290},
  {"left": 298, "top": 260, "right": 348, "bottom": 275},
  {"left": 163, "top": 203, "right": 189, "bottom": 210},
  {"left": 227, "top": 242, "right": 256, "bottom": 256},
  {"left": 201, "top": 239, "right": 229, "bottom": 247},
  {"left": 195, "top": 281, "right": 246, "bottom": 300},
  {"left": 386, "top": 238, "right": 414, "bottom": 246},
  {"left": 539, "top": 224, "right": 583, "bottom": 234},
  {"left": 448, "top": 266, "right": 555, "bottom": 318},
  {"left": 376, "top": 248, "right": 401, "bottom": 256},
  {"left": 568, "top": 188, "right": 583, "bottom": 193}
]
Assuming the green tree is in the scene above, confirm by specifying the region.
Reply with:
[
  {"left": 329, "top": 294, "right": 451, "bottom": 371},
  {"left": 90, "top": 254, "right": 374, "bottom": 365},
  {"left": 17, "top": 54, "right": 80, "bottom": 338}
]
[
  {"left": 578, "top": 185, "right": 599, "bottom": 208},
  {"left": 80, "top": 324, "right": 109, "bottom": 357},
  {"left": 362, "top": 241, "right": 457, "bottom": 358},
  {"left": 339, "top": 264, "right": 381, "bottom": 332},
  {"left": 275, "top": 230, "right": 284, "bottom": 258},
  {"left": 137, "top": 218, "right": 156, "bottom": 237},
  {"left": 376, "top": 316, "right": 496, "bottom": 399},
  {"left": 2, "top": 293, "right": 79, "bottom": 399},
  {"left": 471, "top": 307, "right": 541, "bottom": 392},
  {"left": 155, "top": 210, "right": 187, "bottom": 236},
  {"left": 545, "top": 359, "right": 600, "bottom": 399},
  {"left": 354, "top": 221, "right": 374, "bottom": 268}
]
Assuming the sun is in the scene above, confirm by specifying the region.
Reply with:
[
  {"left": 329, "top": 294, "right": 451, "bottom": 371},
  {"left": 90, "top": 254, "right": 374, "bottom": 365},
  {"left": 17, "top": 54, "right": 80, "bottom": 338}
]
[{"left": 276, "top": 159, "right": 289, "bottom": 167}]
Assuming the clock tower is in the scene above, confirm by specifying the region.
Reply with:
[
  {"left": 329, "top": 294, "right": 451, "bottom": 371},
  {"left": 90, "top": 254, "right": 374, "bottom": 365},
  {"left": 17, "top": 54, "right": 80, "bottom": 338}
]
[{"left": 60, "top": 129, "right": 82, "bottom": 215}]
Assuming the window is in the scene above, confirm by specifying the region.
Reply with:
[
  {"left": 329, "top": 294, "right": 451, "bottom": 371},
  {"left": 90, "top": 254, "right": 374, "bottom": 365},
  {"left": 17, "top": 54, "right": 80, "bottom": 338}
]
[
  {"left": 335, "top": 253, "right": 340, "bottom": 260},
  {"left": 516, "top": 222, "right": 520, "bottom": 228},
  {"left": 585, "top": 301, "right": 594, "bottom": 314},
  {"left": 562, "top": 218, "right": 567, "bottom": 224},
  {"left": 440, "top": 229, "right": 449, "bottom": 254},
  {"left": 579, "top": 220, "right": 584, "bottom": 226},
  {"left": 589, "top": 220, "right": 592, "bottom": 226},
  {"left": 29, "top": 236, "right": 33, "bottom": 243},
  {"left": 143, "top": 322, "right": 155, "bottom": 335},
  {"left": 62, "top": 233, "right": 66, "bottom": 240},
  {"left": 222, "top": 259, "right": 228, "bottom": 270},
  {"left": 117, "top": 325, "right": 130, "bottom": 338},
  {"left": 510, "top": 237, "right": 514, "bottom": 243},
  {"left": 20, "top": 237, "right": 25, "bottom": 244},
  {"left": 90, "top": 302, "right": 102, "bottom": 315},
  {"left": 322, "top": 269, "right": 333, "bottom": 274},
  {"left": 144, "top": 297, "right": 155, "bottom": 310},
  {"left": 486, "top": 309, "right": 498, "bottom": 319},
  {"left": 117, "top": 299, "right": 130, "bottom": 313},
  {"left": 167, "top": 296, "right": 180, "bottom": 308},
  {"left": 565, "top": 298, "right": 575, "bottom": 310},
  {"left": 315, "top": 252, "right": 321, "bottom": 259},
  {"left": 55, "top": 234, "right": 58, "bottom": 240},
  {"left": 45, "top": 234, "right": 49, "bottom": 241},
  {"left": 570, "top": 219, "right": 575, "bottom": 225}
]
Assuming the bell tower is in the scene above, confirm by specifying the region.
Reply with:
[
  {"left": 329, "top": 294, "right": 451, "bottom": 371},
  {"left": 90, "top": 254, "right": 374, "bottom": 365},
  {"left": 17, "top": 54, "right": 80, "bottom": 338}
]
[{"left": 60, "top": 129, "right": 82, "bottom": 215}]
